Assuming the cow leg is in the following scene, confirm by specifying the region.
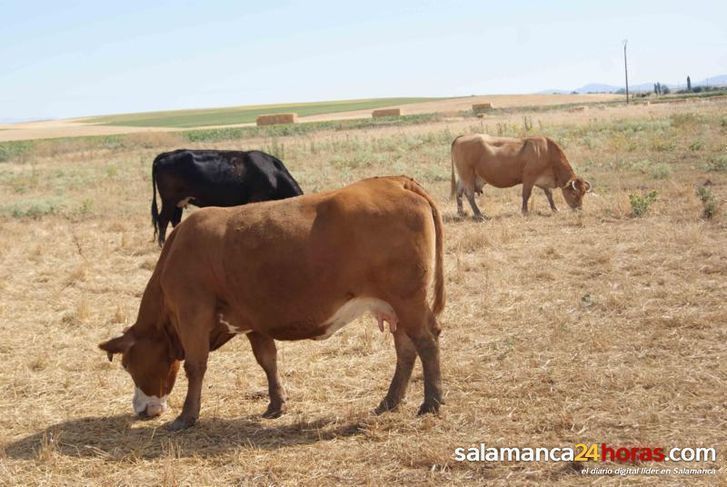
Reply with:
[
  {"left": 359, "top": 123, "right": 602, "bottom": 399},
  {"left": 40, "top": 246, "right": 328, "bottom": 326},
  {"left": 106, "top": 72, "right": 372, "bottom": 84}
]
[
  {"left": 246, "top": 332, "right": 287, "bottom": 418},
  {"left": 465, "top": 189, "right": 487, "bottom": 221},
  {"left": 171, "top": 206, "right": 183, "bottom": 227},
  {"left": 168, "top": 306, "right": 214, "bottom": 431},
  {"left": 375, "top": 328, "right": 417, "bottom": 414},
  {"left": 409, "top": 312, "right": 444, "bottom": 415},
  {"left": 543, "top": 188, "right": 558, "bottom": 212},
  {"left": 168, "top": 351, "right": 209, "bottom": 431},
  {"left": 393, "top": 306, "right": 443, "bottom": 415},
  {"left": 521, "top": 182, "right": 534, "bottom": 216},
  {"left": 157, "top": 200, "right": 177, "bottom": 246},
  {"left": 455, "top": 180, "right": 466, "bottom": 216}
]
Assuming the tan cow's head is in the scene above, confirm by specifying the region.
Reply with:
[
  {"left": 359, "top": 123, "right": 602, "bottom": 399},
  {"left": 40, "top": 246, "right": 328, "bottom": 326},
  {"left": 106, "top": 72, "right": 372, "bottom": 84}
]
[
  {"left": 99, "top": 328, "right": 180, "bottom": 418},
  {"left": 561, "top": 178, "right": 592, "bottom": 209}
]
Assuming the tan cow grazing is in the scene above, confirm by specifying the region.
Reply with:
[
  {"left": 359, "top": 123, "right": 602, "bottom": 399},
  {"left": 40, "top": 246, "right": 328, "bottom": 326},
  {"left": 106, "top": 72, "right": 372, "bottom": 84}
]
[
  {"left": 99, "top": 176, "right": 445, "bottom": 431},
  {"left": 450, "top": 134, "right": 592, "bottom": 219}
]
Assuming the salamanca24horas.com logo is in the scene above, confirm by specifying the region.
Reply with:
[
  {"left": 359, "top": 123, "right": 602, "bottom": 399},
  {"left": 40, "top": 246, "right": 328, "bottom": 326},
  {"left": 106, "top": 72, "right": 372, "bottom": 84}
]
[{"left": 453, "top": 444, "right": 717, "bottom": 463}]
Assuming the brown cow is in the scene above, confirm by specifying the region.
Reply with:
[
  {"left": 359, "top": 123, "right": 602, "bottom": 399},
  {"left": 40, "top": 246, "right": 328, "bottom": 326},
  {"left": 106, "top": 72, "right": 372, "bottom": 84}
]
[
  {"left": 99, "top": 176, "right": 445, "bottom": 431},
  {"left": 450, "top": 134, "right": 592, "bottom": 219}
]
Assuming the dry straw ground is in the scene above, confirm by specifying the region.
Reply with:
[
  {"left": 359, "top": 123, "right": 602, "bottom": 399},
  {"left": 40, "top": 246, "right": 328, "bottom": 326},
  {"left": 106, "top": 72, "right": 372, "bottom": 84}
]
[{"left": 0, "top": 97, "right": 725, "bottom": 485}]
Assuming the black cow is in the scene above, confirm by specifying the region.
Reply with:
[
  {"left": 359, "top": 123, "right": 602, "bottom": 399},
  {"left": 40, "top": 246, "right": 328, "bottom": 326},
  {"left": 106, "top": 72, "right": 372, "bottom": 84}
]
[{"left": 151, "top": 149, "right": 303, "bottom": 246}]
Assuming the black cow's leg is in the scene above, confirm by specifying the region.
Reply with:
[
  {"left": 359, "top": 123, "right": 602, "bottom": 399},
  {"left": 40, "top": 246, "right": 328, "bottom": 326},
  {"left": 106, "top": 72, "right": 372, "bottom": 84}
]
[
  {"left": 543, "top": 188, "right": 558, "bottom": 212},
  {"left": 246, "top": 332, "right": 287, "bottom": 418},
  {"left": 171, "top": 207, "right": 183, "bottom": 227},
  {"left": 157, "top": 200, "right": 176, "bottom": 246},
  {"left": 375, "top": 328, "right": 417, "bottom": 414}
]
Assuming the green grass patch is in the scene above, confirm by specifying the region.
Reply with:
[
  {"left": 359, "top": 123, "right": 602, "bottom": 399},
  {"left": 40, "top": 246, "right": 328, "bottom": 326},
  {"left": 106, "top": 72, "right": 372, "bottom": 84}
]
[
  {"left": 627, "top": 159, "right": 671, "bottom": 179},
  {"left": 705, "top": 155, "right": 727, "bottom": 172},
  {"left": 86, "top": 97, "right": 444, "bottom": 128},
  {"left": 629, "top": 190, "right": 658, "bottom": 217},
  {"left": 1, "top": 197, "right": 65, "bottom": 219},
  {"left": 0, "top": 141, "right": 34, "bottom": 163}
]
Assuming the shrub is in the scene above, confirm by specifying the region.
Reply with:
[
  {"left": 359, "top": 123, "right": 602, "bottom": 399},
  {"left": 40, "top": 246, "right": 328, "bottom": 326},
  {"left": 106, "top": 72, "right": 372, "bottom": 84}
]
[
  {"left": 650, "top": 163, "right": 672, "bottom": 179},
  {"left": 629, "top": 190, "right": 658, "bottom": 217},
  {"left": 629, "top": 159, "right": 670, "bottom": 178},
  {"left": 705, "top": 155, "right": 727, "bottom": 172},
  {"left": 650, "top": 139, "right": 676, "bottom": 152},
  {"left": 688, "top": 140, "right": 704, "bottom": 151},
  {"left": 630, "top": 159, "right": 651, "bottom": 173},
  {"left": 696, "top": 186, "right": 718, "bottom": 219},
  {"left": 3, "top": 198, "right": 62, "bottom": 219}
]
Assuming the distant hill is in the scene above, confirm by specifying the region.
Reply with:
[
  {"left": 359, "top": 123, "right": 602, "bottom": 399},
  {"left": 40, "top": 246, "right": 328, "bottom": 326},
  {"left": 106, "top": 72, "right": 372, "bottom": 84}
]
[
  {"left": 539, "top": 74, "right": 727, "bottom": 94},
  {"left": 699, "top": 74, "right": 727, "bottom": 86}
]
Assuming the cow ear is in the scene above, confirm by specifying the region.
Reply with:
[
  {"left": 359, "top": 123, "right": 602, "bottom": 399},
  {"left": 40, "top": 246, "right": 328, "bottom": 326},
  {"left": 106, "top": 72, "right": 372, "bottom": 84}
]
[{"left": 99, "top": 332, "right": 135, "bottom": 362}]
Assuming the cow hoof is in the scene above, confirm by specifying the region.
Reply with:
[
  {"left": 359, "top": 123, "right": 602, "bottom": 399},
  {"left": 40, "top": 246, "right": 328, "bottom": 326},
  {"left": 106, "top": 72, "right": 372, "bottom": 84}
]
[
  {"left": 167, "top": 416, "right": 196, "bottom": 431},
  {"left": 417, "top": 401, "right": 441, "bottom": 416},
  {"left": 262, "top": 403, "right": 285, "bottom": 419},
  {"left": 374, "top": 398, "right": 400, "bottom": 415}
]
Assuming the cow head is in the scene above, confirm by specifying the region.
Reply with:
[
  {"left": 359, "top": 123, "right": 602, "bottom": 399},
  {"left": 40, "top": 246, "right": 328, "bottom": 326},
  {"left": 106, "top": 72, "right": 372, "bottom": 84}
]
[
  {"left": 99, "top": 328, "right": 181, "bottom": 418},
  {"left": 561, "top": 178, "right": 592, "bottom": 209}
]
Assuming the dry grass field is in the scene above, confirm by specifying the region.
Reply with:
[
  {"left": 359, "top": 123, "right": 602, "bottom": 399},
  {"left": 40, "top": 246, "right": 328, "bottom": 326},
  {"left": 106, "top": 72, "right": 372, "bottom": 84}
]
[
  {"left": 0, "top": 94, "right": 617, "bottom": 142},
  {"left": 0, "top": 97, "right": 725, "bottom": 485}
]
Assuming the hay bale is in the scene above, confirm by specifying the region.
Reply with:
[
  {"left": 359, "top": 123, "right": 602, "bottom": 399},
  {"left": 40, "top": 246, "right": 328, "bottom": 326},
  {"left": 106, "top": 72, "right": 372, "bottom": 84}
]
[
  {"left": 472, "top": 103, "right": 494, "bottom": 114},
  {"left": 256, "top": 113, "right": 297, "bottom": 126},
  {"left": 372, "top": 108, "right": 401, "bottom": 118}
]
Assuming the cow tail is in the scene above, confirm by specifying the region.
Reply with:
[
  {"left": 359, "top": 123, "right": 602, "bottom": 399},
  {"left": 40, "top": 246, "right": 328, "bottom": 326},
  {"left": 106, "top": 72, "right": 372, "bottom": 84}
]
[
  {"left": 449, "top": 136, "right": 460, "bottom": 200},
  {"left": 431, "top": 195, "right": 445, "bottom": 316},
  {"left": 151, "top": 158, "right": 160, "bottom": 240},
  {"left": 405, "top": 180, "right": 446, "bottom": 316}
]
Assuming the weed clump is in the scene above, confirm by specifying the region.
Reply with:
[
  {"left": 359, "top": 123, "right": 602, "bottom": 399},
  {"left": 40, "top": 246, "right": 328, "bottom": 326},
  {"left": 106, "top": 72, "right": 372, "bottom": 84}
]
[
  {"left": 629, "top": 190, "right": 658, "bottom": 217},
  {"left": 705, "top": 155, "right": 727, "bottom": 172},
  {"left": 696, "top": 185, "right": 718, "bottom": 219}
]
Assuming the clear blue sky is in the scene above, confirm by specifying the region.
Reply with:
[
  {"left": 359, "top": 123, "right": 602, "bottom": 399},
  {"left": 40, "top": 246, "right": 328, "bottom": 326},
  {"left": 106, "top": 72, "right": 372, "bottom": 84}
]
[{"left": 1, "top": 0, "right": 725, "bottom": 121}]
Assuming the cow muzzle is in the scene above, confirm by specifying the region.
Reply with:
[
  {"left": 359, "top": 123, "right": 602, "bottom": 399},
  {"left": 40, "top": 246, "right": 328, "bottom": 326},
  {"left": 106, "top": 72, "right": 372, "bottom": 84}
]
[{"left": 132, "top": 387, "right": 168, "bottom": 418}]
